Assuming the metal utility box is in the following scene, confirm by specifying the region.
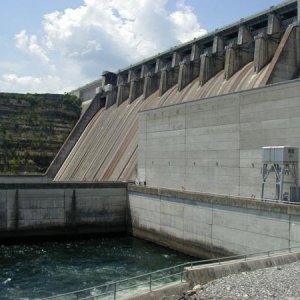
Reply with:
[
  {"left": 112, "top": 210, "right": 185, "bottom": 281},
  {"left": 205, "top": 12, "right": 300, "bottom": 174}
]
[{"left": 262, "top": 146, "right": 298, "bottom": 164}]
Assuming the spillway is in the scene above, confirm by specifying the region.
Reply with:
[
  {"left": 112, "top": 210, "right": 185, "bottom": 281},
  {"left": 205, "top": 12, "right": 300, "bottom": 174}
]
[
  {"left": 55, "top": 60, "right": 273, "bottom": 181},
  {"left": 52, "top": 1, "right": 300, "bottom": 182}
]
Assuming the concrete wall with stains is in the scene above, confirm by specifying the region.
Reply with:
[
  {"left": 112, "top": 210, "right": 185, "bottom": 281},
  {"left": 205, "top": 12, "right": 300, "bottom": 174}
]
[
  {"left": 128, "top": 185, "right": 300, "bottom": 258},
  {"left": 138, "top": 79, "right": 300, "bottom": 200},
  {"left": 0, "top": 182, "right": 127, "bottom": 239}
]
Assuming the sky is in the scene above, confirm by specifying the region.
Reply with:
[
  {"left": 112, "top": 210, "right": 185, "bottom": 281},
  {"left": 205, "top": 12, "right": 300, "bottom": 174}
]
[{"left": 0, "top": 0, "right": 285, "bottom": 94}]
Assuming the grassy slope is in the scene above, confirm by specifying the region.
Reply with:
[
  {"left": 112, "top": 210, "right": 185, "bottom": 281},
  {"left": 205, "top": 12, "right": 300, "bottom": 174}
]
[{"left": 0, "top": 93, "right": 81, "bottom": 175}]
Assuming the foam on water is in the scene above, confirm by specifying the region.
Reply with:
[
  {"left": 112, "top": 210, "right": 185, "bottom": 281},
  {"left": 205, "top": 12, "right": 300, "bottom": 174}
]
[{"left": 0, "top": 236, "right": 194, "bottom": 299}]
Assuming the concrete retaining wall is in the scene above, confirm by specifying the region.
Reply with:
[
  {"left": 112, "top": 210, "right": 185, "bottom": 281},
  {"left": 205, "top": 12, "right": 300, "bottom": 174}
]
[
  {"left": 128, "top": 185, "right": 300, "bottom": 258},
  {"left": 0, "top": 176, "right": 50, "bottom": 184},
  {"left": 0, "top": 182, "right": 127, "bottom": 239},
  {"left": 185, "top": 251, "right": 300, "bottom": 286},
  {"left": 138, "top": 79, "right": 300, "bottom": 200}
]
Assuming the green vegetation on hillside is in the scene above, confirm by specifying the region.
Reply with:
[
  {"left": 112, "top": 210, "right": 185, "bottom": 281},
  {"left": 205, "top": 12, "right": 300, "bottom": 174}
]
[{"left": 0, "top": 93, "right": 81, "bottom": 175}]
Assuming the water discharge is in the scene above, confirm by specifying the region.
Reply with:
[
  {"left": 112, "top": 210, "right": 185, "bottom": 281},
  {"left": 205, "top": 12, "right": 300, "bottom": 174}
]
[{"left": 0, "top": 236, "right": 194, "bottom": 299}]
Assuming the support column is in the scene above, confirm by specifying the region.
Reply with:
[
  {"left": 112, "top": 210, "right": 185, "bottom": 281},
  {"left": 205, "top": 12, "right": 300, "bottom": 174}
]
[
  {"left": 298, "top": 0, "right": 300, "bottom": 22},
  {"left": 212, "top": 35, "right": 224, "bottom": 55},
  {"left": 143, "top": 73, "right": 158, "bottom": 99},
  {"left": 268, "top": 14, "right": 282, "bottom": 35},
  {"left": 254, "top": 14, "right": 282, "bottom": 73},
  {"left": 159, "top": 67, "right": 169, "bottom": 96},
  {"left": 127, "top": 70, "right": 137, "bottom": 82},
  {"left": 178, "top": 59, "right": 192, "bottom": 91},
  {"left": 191, "top": 44, "right": 201, "bottom": 79},
  {"left": 117, "top": 73, "right": 126, "bottom": 85},
  {"left": 171, "top": 52, "right": 181, "bottom": 68},
  {"left": 254, "top": 33, "right": 280, "bottom": 73},
  {"left": 170, "top": 52, "right": 181, "bottom": 88},
  {"left": 155, "top": 58, "right": 164, "bottom": 74},
  {"left": 116, "top": 83, "right": 129, "bottom": 106},
  {"left": 199, "top": 36, "right": 224, "bottom": 86},
  {"left": 129, "top": 78, "right": 144, "bottom": 103},
  {"left": 105, "top": 86, "right": 118, "bottom": 108},
  {"left": 224, "top": 26, "right": 254, "bottom": 79},
  {"left": 141, "top": 64, "right": 149, "bottom": 78},
  {"left": 199, "top": 54, "right": 212, "bottom": 86}
]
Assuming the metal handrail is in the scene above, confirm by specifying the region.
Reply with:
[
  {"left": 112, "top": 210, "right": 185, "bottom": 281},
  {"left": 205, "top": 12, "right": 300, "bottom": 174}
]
[{"left": 41, "top": 245, "right": 300, "bottom": 300}]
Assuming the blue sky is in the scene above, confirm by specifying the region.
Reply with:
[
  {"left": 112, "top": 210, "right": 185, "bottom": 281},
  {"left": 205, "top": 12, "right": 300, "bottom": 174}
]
[{"left": 0, "top": 0, "right": 285, "bottom": 93}]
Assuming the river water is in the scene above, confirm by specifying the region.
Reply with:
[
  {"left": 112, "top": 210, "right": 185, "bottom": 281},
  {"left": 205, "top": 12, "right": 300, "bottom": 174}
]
[{"left": 0, "top": 236, "right": 194, "bottom": 299}]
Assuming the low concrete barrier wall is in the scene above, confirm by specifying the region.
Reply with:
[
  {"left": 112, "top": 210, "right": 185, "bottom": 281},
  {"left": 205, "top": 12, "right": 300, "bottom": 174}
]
[
  {"left": 0, "top": 182, "right": 127, "bottom": 239},
  {"left": 0, "top": 176, "right": 49, "bottom": 184},
  {"left": 128, "top": 185, "right": 300, "bottom": 258},
  {"left": 185, "top": 251, "right": 300, "bottom": 286}
]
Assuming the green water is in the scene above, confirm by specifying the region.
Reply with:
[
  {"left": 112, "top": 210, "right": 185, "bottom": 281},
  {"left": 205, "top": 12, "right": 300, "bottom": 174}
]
[{"left": 0, "top": 236, "right": 194, "bottom": 299}]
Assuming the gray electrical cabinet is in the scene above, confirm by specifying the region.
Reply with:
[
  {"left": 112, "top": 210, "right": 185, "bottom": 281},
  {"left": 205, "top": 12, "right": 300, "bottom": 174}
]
[
  {"left": 262, "top": 146, "right": 299, "bottom": 202},
  {"left": 262, "top": 146, "right": 298, "bottom": 164}
]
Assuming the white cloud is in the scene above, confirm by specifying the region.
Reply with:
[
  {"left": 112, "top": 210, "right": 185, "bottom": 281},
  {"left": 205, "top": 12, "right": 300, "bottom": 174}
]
[
  {"left": 1, "top": 74, "right": 71, "bottom": 93},
  {"left": 170, "top": 2, "right": 207, "bottom": 42},
  {"left": 15, "top": 30, "right": 50, "bottom": 63},
  {"left": 15, "top": 30, "right": 29, "bottom": 49},
  {"left": 3, "top": 0, "right": 207, "bottom": 93}
]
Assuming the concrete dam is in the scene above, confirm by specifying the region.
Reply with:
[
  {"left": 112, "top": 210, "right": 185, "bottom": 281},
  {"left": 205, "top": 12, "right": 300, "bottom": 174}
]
[
  {"left": 3, "top": 0, "right": 300, "bottom": 261},
  {"left": 50, "top": 0, "right": 300, "bottom": 187}
]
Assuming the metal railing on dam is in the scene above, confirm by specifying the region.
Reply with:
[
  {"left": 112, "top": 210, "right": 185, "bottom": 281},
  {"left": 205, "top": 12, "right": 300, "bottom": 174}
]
[{"left": 42, "top": 245, "right": 300, "bottom": 300}]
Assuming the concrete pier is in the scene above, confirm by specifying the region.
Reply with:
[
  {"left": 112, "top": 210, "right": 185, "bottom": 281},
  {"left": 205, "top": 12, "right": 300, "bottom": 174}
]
[
  {"left": 190, "top": 44, "right": 201, "bottom": 79},
  {"left": 268, "top": 14, "right": 282, "bottom": 35},
  {"left": 116, "top": 83, "right": 129, "bottom": 106},
  {"left": 267, "top": 22, "right": 300, "bottom": 84},
  {"left": 254, "top": 14, "right": 282, "bottom": 73},
  {"left": 178, "top": 59, "right": 192, "bottom": 91},
  {"left": 155, "top": 58, "right": 164, "bottom": 74},
  {"left": 105, "top": 86, "right": 118, "bottom": 108},
  {"left": 199, "top": 36, "right": 224, "bottom": 85},
  {"left": 254, "top": 32, "right": 279, "bottom": 73},
  {"left": 159, "top": 67, "right": 169, "bottom": 96},
  {"left": 129, "top": 79, "right": 144, "bottom": 103},
  {"left": 143, "top": 73, "right": 158, "bottom": 99},
  {"left": 225, "top": 26, "right": 254, "bottom": 79}
]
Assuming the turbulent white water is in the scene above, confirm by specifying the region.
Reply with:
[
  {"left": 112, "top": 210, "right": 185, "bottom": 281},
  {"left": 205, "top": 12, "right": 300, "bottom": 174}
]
[{"left": 0, "top": 236, "right": 194, "bottom": 299}]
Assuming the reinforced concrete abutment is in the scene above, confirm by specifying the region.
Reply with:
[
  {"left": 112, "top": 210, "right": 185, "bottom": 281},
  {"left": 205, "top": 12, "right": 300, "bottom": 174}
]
[
  {"left": 199, "top": 36, "right": 224, "bottom": 86},
  {"left": 224, "top": 26, "right": 254, "bottom": 80}
]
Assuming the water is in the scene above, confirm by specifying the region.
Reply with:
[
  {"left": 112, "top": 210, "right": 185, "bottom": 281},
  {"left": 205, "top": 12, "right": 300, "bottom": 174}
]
[{"left": 0, "top": 236, "right": 194, "bottom": 299}]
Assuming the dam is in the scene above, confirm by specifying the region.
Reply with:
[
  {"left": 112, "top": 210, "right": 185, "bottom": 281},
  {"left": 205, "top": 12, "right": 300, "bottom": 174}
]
[
  {"left": 2, "top": 0, "right": 300, "bottom": 298},
  {"left": 2, "top": 0, "right": 300, "bottom": 253}
]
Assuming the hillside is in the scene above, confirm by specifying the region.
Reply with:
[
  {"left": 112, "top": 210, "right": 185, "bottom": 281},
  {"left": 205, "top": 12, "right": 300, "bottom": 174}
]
[{"left": 0, "top": 93, "right": 81, "bottom": 175}]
